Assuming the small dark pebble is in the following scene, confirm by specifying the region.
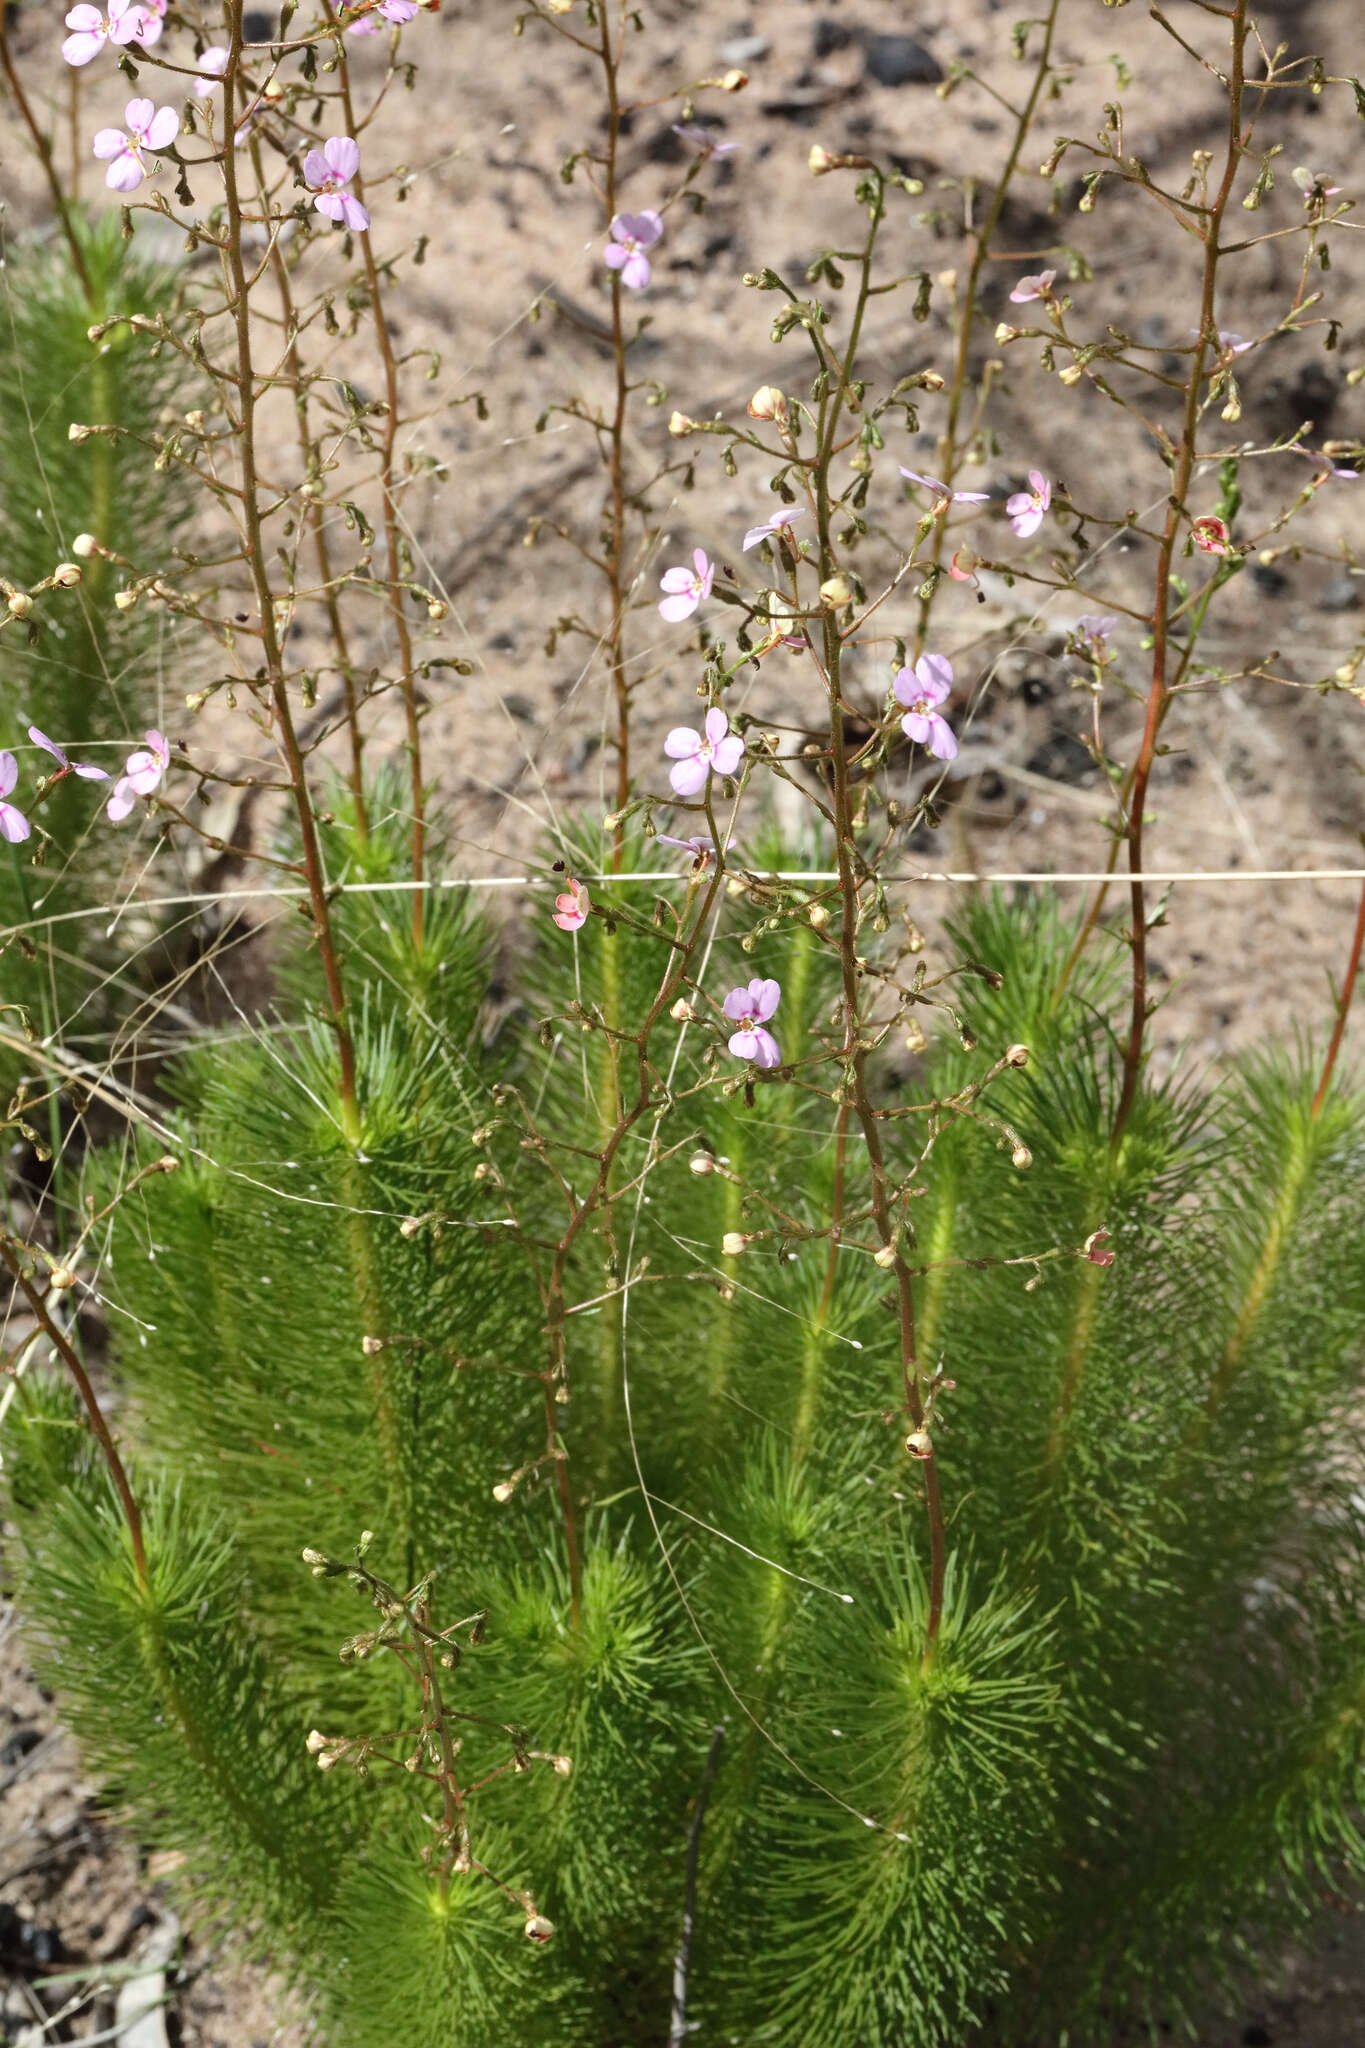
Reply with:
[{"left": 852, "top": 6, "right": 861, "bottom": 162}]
[
  {"left": 1242, "top": 2027, "right": 1273, "bottom": 2047},
  {"left": 813, "top": 18, "right": 856, "bottom": 57},
  {"left": 1026, "top": 731, "right": 1096, "bottom": 786},
  {"left": 0, "top": 1726, "right": 43, "bottom": 1769},
  {"left": 1020, "top": 674, "right": 1056, "bottom": 706},
  {"left": 1248, "top": 560, "right": 1289, "bottom": 597},
  {"left": 502, "top": 693, "right": 535, "bottom": 722},
  {"left": 243, "top": 9, "right": 272, "bottom": 40},
  {"left": 865, "top": 33, "right": 944, "bottom": 87},
  {"left": 1319, "top": 572, "right": 1359, "bottom": 613}
]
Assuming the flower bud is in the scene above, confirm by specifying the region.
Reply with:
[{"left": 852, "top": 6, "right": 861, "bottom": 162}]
[
  {"left": 1005, "top": 1044, "right": 1030, "bottom": 1067},
  {"left": 720, "top": 68, "right": 748, "bottom": 90},
  {"left": 747, "top": 384, "right": 788, "bottom": 423},
  {"left": 399, "top": 1215, "right": 423, "bottom": 1238},
  {"left": 819, "top": 573, "right": 852, "bottom": 607},
  {"left": 305, "top": 1729, "right": 329, "bottom": 1753},
  {"left": 1012, "top": 1145, "right": 1033, "bottom": 1170},
  {"left": 721, "top": 1231, "right": 748, "bottom": 1256},
  {"left": 552, "top": 1754, "right": 573, "bottom": 1777},
  {"left": 114, "top": 588, "right": 138, "bottom": 612},
  {"left": 361, "top": 1334, "right": 384, "bottom": 1356},
  {"left": 807, "top": 902, "right": 831, "bottom": 928},
  {"left": 6, "top": 591, "right": 33, "bottom": 618},
  {"left": 873, "top": 1243, "right": 897, "bottom": 1269},
  {"left": 302, "top": 1547, "right": 328, "bottom": 1566},
  {"left": 72, "top": 533, "right": 99, "bottom": 557},
  {"left": 905, "top": 1430, "right": 933, "bottom": 1459},
  {"left": 689, "top": 1151, "right": 715, "bottom": 1176},
  {"left": 68, "top": 422, "right": 94, "bottom": 442},
  {"left": 1058, "top": 362, "right": 1083, "bottom": 385},
  {"left": 52, "top": 562, "right": 82, "bottom": 587},
  {"left": 1083, "top": 1228, "right": 1115, "bottom": 1267},
  {"left": 427, "top": 598, "right": 448, "bottom": 621},
  {"left": 524, "top": 1916, "right": 556, "bottom": 1943},
  {"left": 48, "top": 1265, "right": 76, "bottom": 1290},
  {"left": 668, "top": 410, "right": 696, "bottom": 437},
  {"left": 670, "top": 997, "right": 696, "bottom": 1023},
  {"left": 994, "top": 322, "right": 1020, "bottom": 345},
  {"left": 903, "top": 1021, "right": 928, "bottom": 1053},
  {"left": 492, "top": 1479, "right": 515, "bottom": 1503}
]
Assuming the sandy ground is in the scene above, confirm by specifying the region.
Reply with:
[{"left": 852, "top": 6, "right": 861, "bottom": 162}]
[{"left": 2, "top": 0, "right": 1365, "bottom": 2039}]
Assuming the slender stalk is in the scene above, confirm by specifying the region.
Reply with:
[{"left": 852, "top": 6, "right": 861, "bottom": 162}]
[
  {"left": 668, "top": 1724, "right": 725, "bottom": 2048},
  {"left": 596, "top": 0, "right": 632, "bottom": 863},
  {"left": 0, "top": 17, "right": 94, "bottom": 302},
  {"left": 325, "top": 4, "right": 426, "bottom": 934},
  {"left": 1, "top": 1242, "right": 147, "bottom": 1585},
  {"left": 1111, "top": 0, "right": 1249, "bottom": 1147},
  {"left": 1310, "top": 875, "right": 1365, "bottom": 1117},
  {"left": 221, "top": 5, "right": 361, "bottom": 1139}
]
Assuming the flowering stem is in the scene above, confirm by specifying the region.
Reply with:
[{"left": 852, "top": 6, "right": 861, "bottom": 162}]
[
  {"left": 1310, "top": 874, "right": 1365, "bottom": 1118},
  {"left": 1, "top": 1241, "right": 147, "bottom": 1586},
  {"left": 257, "top": 169, "right": 370, "bottom": 842},
  {"left": 1111, "top": 0, "right": 1249, "bottom": 1149},
  {"left": 221, "top": 3, "right": 360, "bottom": 1140},
  {"left": 325, "top": 7, "right": 424, "bottom": 932},
  {"left": 596, "top": 0, "right": 631, "bottom": 864},
  {"left": 817, "top": 179, "right": 945, "bottom": 1655},
  {"left": 913, "top": 0, "right": 1061, "bottom": 649}
]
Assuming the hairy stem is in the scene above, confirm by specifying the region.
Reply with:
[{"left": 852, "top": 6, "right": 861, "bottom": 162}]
[{"left": 1311, "top": 875, "right": 1365, "bottom": 1118}]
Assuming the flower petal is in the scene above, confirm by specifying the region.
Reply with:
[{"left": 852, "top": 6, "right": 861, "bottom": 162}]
[
  {"left": 28, "top": 727, "right": 66, "bottom": 766},
  {"left": 0, "top": 803, "right": 30, "bottom": 844},
  {"left": 668, "top": 756, "right": 709, "bottom": 797},
  {"left": 926, "top": 715, "right": 958, "bottom": 762},
  {"left": 727, "top": 1027, "right": 758, "bottom": 1061},
  {"left": 92, "top": 127, "right": 129, "bottom": 159},
  {"left": 303, "top": 148, "right": 329, "bottom": 187},
  {"left": 341, "top": 195, "right": 371, "bottom": 233},
  {"left": 0, "top": 750, "right": 16, "bottom": 799},
  {"left": 105, "top": 155, "right": 144, "bottom": 192},
  {"left": 751, "top": 978, "right": 781, "bottom": 1022},
  {"left": 325, "top": 135, "right": 361, "bottom": 181},
  {"left": 710, "top": 736, "right": 744, "bottom": 778},
  {"left": 751, "top": 1027, "right": 781, "bottom": 1069},
  {"left": 703, "top": 707, "right": 728, "bottom": 748},
  {"left": 664, "top": 727, "right": 701, "bottom": 759},
  {"left": 658, "top": 591, "right": 699, "bottom": 623},
  {"left": 914, "top": 653, "right": 953, "bottom": 703},
  {"left": 145, "top": 105, "right": 180, "bottom": 150},
  {"left": 722, "top": 987, "right": 750, "bottom": 1021}
]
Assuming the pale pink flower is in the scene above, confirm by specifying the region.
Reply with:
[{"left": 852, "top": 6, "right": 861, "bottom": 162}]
[
  {"left": 671, "top": 124, "right": 738, "bottom": 157},
  {"left": 0, "top": 753, "right": 31, "bottom": 843},
  {"left": 664, "top": 707, "right": 744, "bottom": 797},
  {"left": 1073, "top": 615, "right": 1117, "bottom": 653},
  {"left": 659, "top": 548, "right": 715, "bottom": 623},
  {"left": 899, "top": 467, "right": 990, "bottom": 515},
  {"left": 61, "top": 0, "right": 144, "bottom": 67},
  {"left": 348, "top": 0, "right": 418, "bottom": 26},
  {"left": 723, "top": 978, "right": 781, "bottom": 1069},
  {"left": 741, "top": 505, "right": 806, "bottom": 553},
  {"left": 304, "top": 137, "right": 370, "bottom": 233},
  {"left": 1009, "top": 270, "right": 1056, "bottom": 303},
  {"left": 604, "top": 211, "right": 663, "bottom": 291},
  {"left": 132, "top": 0, "right": 165, "bottom": 46},
  {"left": 894, "top": 654, "right": 957, "bottom": 761},
  {"left": 193, "top": 46, "right": 230, "bottom": 94},
  {"left": 552, "top": 876, "right": 590, "bottom": 931},
  {"left": 106, "top": 728, "right": 169, "bottom": 821},
  {"left": 1292, "top": 166, "right": 1341, "bottom": 205},
  {"left": 1006, "top": 470, "right": 1051, "bottom": 539},
  {"left": 657, "top": 832, "right": 734, "bottom": 869},
  {"left": 1191, "top": 515, "right": 1233, "bottom": 557},
  {"left": 29, "top": 726, "right": 108, "bottom": 782},
  {"left": 92, "top": 99, "right": 180, "bottom": 194}
]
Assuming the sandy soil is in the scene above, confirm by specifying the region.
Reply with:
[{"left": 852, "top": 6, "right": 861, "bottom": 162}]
[{"left": 2, "top": 0, "right": 1364, "bottom": 2039}]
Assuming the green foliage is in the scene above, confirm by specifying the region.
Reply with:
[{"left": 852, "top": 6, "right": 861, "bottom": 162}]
[
  {"left": 0, "top": 213, "right": 197, "bottom": 1095},
  {"left": 6, "top": 843, "right": 1365, "bottom": 2046}
]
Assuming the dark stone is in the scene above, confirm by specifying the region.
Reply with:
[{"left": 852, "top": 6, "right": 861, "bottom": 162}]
[
  {"left": 865, "top": 33, "right": 943, "bottom": 87},
  {"left": 1020, "top": 674, "right": 1055, "bottom": 706},
  {"left": 25, "top": 1925, "right": 67, "bottom": 1968},
  {"left": 242, "top": 10, "right": 272, "bottom": 40},
  {"left": 0, "top": 1726, "right": 42, "bottom": 1769},
  {"left": 1242, "top": 2027, "right": 1272, "bottom": 2047},
  {"left": 813, "top": 18, "right": 856, "bottom": 57},
  {"left": 1320, "top": 572, "right": 1360, "bottom": 612},
  {"left": 1025, "top": 730, "right": 1096, "bottom": 786},
  {"left": 1248, "top": 559, "right": 1289, "bottom": 597},
  {"left": 502, "top": 693, "right": 535, "bottom": 722}
]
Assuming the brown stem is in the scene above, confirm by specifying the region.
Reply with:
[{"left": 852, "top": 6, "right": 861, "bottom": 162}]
[
  {"left": 598, "top": 3, "right": 631, "bottom": 866},
  {"left": 257, "top": 176, "right": 370, "bottom": 840},
  {"left": 325, "top": 5, "right": 425, "bottom": 936},
  {"left": 221, "top": 5, "right": 360, "bottom": 1139},
  {"left": 0, "top": 16, "right": 94, "bottom": 301},
  {"left": 2, "top": 1242, "right": 146, "bottom": 1585},
  {"left": 1311, "top": 875, "right": 1365, "bottom": 1118},
  {"left": 1112, "top": 0, "right": 1249, "bottom": 1149}
]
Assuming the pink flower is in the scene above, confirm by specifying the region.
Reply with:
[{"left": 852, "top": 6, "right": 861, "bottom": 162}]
[
  {"left": 741, "top": 505, "right": 806, "bottom": 553},
  {"left": 723, "top": 978, "right": 781, "bottom": 1069},
  {"left": 348, "top": 0, "right": 418, "bottom": 25},
  {"left": 1083, "top": 1229, "right": 1115, "bottom": 1268},
  {"left": 132, "top": 0, "right": 165, "bottom": 46},
  {"left": 894, "top": 654, "right": 957, "bottom": 761},
  {"left": 92, "top": 99, "right": 180, "bottom": 194},
  {"left": 29, "top": 726, "right": 108, "bottom": 782},
  {"left": 1009, "top": 270, "right": 1056, "bottom": 303},
  {"left": 304, "top": 138, "right": 370, "bottom": 233},
  {"left": 0, "top": 753, "right": 31, "bottom": 843},
  {"left": 664, "top": 707, "right": 744, "bottom": 797},
  {"left": 106, "top": 728, "right": 169, "bottom": 821},
  {"left": 659, "top": 548, "right": 715, "bottom": 623},
  {"left": 1191, "top": 515, "right": 1233, "bottom": 557},
  {"left": 1073, "top": 614, "right": 1117, "bottom": 653},
  {"left": 899, "top": 468, "right": 990, "bottom": 515},
  {"left": 657, "top": 832, "right": 734, "bottom": 869},
  {"left": 61, "top": 0, "right": 144, "bottom": 66},
  {"left": 552, "top": 876, "right": 590, "bottom": 931},
  {"left": 896, "top": 655, "right": 961, "bottom": 761},
  {"left": 1292, "top": 166, "right": 1341, "bottom": 204},
  {"left": 671, "top": 124, "right": 738, "bottom": 157},
  {"left": 1006, "top": 470, "right": 1051, "bottom": 538},
  {"left": 604, "top": 211, "right": 663, "bottom": 291},
  {"left": 194, "top": 46, "right": 230, "bottom": 94}
]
